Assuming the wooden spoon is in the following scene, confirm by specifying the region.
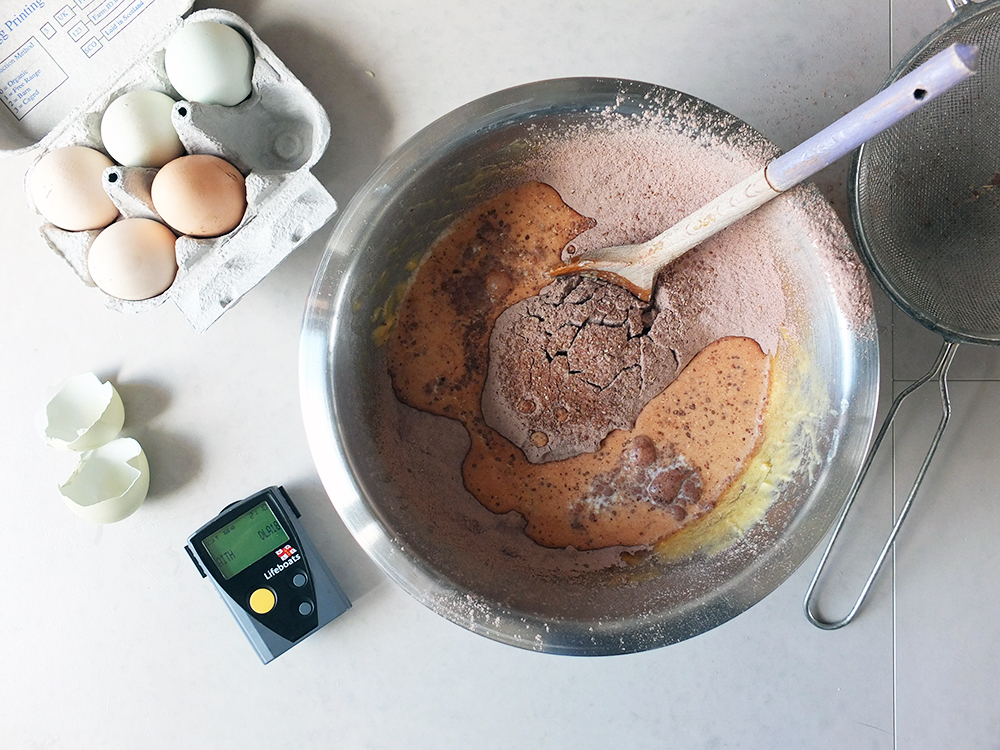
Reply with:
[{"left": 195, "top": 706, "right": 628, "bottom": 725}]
[{"left": 551, "top": 43, "right": 978, "bottom": 301}]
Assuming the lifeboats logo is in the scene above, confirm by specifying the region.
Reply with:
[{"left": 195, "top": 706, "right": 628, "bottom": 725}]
[{"left": 264, "top": 545, "right": 301, "bottom": 580}]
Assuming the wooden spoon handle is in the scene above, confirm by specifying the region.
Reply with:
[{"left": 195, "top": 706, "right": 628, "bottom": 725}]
[{"left": 644, "top": 167, "right": 779, "bottom": 264}]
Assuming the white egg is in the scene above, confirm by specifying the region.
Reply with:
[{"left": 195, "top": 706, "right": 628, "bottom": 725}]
[
  {"left": 28, "top": 146, "right": 119, "bottom": 231},
  {"left": 87, "top": 218, "right": 178, "bottom": 301},
  {"left": 38, "top": 372, "right": 125, "bottom": 451},
  {"left": 100, "top": 90, "right": 185, "bottom": 168},
  {"left": 59, "top": 437, "right": 149, "bottom": 523},
  {"left": 165, "top": 22, "right": 254, "bottom": 107}
]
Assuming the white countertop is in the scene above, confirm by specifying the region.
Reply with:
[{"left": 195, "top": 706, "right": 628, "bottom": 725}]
[{"left": 4, "top": 0, "right": 997, "bottom": 748}]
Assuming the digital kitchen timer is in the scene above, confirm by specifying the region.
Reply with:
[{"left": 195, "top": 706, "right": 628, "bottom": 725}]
[{"left": 185, "top": 486, "right": 350, "bottom": 663}]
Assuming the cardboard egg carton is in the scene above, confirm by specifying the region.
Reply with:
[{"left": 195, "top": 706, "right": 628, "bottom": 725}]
[{"left": 1, "top": 4, "right": 336, "bottom": 331}]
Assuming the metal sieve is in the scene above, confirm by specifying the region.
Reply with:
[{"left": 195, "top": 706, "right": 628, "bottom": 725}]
[{"left": 805, "top": 0, "right": 998, "bottom": 628}]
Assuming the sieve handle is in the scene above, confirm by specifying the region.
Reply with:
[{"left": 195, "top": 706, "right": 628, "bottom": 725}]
[
  {"left": 765, "top": 43, "right": 978, "bottom": 191},
  {"left": 804, "top": 341, "right": 958, "bottom": 629}
]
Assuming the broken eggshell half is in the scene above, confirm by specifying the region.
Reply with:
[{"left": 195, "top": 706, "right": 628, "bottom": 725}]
[
  {"left": 39, "top": 372, "right": 126, "bottom": 451},
  {"left": 58, "top": 438, "right": 150, "bottom": 524}
]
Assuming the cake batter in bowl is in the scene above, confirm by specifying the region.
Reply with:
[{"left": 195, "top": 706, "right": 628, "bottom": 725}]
[{"left": 299, "top": 78, "right": 878, "bottom": 654}]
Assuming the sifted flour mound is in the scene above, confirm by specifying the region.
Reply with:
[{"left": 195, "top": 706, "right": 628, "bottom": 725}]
[{"left": 482, "top": 275, "right": 663, "bottom": 464}]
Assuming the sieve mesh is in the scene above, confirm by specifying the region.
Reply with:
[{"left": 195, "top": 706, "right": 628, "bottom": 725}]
[{"left": 852, "top": 2, "right": 1000, "bottom": 343}]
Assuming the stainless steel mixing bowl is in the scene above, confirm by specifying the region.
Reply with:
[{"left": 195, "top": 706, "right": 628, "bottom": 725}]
[{"left": 299, "top": 78, "right": 879, "bottom": 655}]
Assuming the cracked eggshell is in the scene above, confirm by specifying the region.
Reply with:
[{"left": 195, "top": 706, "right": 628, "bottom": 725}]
[
  {"left": 59, "top": 438, "right": 149, "bottom": 524},
  {"left": 39, "top": 372, "right": 125, "bottom": 451}
]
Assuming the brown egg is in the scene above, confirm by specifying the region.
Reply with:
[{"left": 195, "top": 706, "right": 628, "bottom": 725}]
[{"left": 151, "top": 154, "right": 247, "bottom": 237}]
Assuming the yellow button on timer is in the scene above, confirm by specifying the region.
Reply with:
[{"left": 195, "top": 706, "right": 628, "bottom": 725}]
[{"left": 249, "top": 587, "right": 276, "bottom": 614}]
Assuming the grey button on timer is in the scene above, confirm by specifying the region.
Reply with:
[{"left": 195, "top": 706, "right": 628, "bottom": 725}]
[
  {"left": 292, "top": 572, "right": 308, "bottom": 588},
  {"left": 298, "top": 600, "right": 314, "bottom": 616}
]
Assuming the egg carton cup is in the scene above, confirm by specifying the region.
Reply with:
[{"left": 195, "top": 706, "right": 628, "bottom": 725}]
[{"left": 21, "top": 9, "right": 337, "bottom": 332}]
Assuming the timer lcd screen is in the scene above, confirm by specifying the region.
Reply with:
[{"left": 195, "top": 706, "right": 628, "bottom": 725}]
[{"left": 202, "top": 501, "right": 290, "bottom": 580}]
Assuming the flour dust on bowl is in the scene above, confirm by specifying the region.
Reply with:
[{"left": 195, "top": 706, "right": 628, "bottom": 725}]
[{"left": 300, "top": 78, "right": 878, "bottom": 655}]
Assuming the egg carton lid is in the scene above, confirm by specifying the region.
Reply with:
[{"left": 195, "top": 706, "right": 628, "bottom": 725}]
[{"left": 0, "top": 0, "right": 195, "bottom": 155}]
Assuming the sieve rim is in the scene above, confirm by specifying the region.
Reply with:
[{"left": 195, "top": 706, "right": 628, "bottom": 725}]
[{"left": 849, "top": 0, "right": 1000, "bottom": 346}]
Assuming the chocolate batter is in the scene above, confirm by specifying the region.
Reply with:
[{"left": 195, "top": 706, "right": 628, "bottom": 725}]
[{"left": 387, "top": 181, "right": 772, "bottom": 550}]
